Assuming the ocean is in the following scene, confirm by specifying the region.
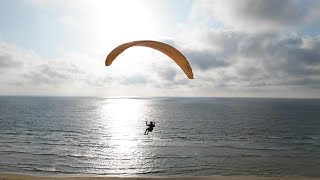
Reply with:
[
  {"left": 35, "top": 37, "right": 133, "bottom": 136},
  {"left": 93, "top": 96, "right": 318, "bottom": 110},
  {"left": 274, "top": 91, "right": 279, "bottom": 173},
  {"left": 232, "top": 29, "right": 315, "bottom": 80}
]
[{"left": 0, "top": 96, "right": 319, "bottom": 177}]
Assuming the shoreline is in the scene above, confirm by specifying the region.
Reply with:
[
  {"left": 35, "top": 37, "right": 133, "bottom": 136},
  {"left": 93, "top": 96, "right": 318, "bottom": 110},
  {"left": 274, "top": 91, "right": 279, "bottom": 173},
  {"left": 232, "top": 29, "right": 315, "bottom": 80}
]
[{"left": 1, "top": 173, "right": 320, "bottom": 180}]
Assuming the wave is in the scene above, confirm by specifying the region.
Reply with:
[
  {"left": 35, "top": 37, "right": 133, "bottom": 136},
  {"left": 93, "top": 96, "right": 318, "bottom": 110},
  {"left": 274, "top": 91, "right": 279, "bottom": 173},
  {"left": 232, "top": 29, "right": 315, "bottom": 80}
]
[
  {"left": 66, "top": 154, "right": 93, "bottom": 159},
  {"left": 140, "top": 141, "right": 296, "bottom": 151},
  {"left": 49, "top": 129, "right": 83, "bottom": 134},
  {"left": 32, "top": 167, "right": 74, "bottom": 174},
  {"left": 268, "top": 135, "right": 320, "bottom": 140}
]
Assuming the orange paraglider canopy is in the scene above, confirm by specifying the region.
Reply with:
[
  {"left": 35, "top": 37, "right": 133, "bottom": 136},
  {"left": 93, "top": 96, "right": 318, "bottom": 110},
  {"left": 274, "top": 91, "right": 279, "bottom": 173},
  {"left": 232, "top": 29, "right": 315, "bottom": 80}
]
[{"left": 105, "top": 40, "right": 194, "bottom": 79}]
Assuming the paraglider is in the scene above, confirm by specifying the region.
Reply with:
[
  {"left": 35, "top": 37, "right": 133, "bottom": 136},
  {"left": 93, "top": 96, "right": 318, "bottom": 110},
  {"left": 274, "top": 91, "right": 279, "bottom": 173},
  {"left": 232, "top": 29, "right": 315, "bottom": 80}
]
[
  {"left": 105, "top": 40, "right": 194, "bottom": 79},
  {"left": 144, "top": 121, "right": 155, "bottom": 135}
]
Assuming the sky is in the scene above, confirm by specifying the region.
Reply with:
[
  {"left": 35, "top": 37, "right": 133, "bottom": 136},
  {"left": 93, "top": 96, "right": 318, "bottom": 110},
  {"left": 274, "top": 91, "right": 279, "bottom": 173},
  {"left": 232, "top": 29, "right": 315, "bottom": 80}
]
[{"left": 1, "top": 0, "right": 320, "bottom": 98}]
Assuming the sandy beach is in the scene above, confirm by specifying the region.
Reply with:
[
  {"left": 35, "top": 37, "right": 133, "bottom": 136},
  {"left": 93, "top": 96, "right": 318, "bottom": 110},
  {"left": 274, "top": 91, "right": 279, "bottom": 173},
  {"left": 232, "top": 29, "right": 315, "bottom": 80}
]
[{"left": 1, "top": 173, "right": 320, "bottom": 180}]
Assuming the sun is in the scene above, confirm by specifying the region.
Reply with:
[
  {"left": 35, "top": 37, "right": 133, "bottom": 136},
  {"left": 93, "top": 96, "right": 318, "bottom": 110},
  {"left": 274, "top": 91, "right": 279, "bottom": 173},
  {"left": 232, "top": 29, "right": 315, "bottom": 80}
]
[{"left": 84, "top": 0, "right": 161, "bottom": 46}]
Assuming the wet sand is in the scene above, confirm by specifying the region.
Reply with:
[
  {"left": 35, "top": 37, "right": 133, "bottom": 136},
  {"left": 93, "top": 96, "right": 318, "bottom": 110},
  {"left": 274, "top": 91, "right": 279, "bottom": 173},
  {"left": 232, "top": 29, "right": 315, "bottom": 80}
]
[{"left": 0, "top": 173, "right": 319, "bottom": 180}]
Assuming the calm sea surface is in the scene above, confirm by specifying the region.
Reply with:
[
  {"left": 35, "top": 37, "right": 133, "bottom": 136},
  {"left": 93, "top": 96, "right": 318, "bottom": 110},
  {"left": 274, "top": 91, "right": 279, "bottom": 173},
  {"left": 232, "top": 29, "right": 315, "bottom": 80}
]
[{"left": 0, "top": 97, "right": 320, "bottom": 177}]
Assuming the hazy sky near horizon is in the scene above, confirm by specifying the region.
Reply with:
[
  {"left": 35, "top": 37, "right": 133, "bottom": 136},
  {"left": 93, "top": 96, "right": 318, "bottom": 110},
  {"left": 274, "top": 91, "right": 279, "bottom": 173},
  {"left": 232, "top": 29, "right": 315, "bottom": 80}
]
[{"left": 1, "top": 0, "right": 320, "bottom": 97}]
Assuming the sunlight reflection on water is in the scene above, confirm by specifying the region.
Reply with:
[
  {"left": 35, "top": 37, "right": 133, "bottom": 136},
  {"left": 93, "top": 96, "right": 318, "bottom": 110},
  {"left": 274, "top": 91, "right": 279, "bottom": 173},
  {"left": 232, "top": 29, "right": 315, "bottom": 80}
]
[{"left": 98, "top": 98, "right": 148, "bottom": 174}]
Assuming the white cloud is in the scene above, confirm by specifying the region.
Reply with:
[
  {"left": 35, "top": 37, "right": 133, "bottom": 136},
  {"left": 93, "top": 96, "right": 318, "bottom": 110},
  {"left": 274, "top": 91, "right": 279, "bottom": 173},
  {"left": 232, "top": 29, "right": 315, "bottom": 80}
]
[
  {"left": 161, "top": 0, "right": 320, "bottom": 98},
  {"left": 0, "top": 42, "right": 41, "bottom": 71},
  {"left": 191, "top": 0, "right": 320, "bottom": 32},
  {"left": 2, "top": 28, "right": 320, "bottom": 98},
  {"left": 178, "top": 28, "right": 320, "bottom": 96},
  {"left": 0, "top": 40, "right": 196, "bottom": 96}
]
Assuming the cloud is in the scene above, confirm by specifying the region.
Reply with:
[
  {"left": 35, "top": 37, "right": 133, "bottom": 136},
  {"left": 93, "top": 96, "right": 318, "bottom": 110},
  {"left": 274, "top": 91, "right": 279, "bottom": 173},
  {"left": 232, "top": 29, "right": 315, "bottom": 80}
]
[
  {"left": 0, "top": 40, "right": 196, "bottom": 96},
  {"left": 185, "top": 50, "right": 230, "bottom": 70},
  {"left": 120, "top": 74, "right": 149, "bottom": 85},
  {"left": 179, "top": 28, "right": 320, "bottom": 92},
  {"left": 2, "top": 0, "right": 320, "bottom": 97},
  {"left": 22, "top": 63, "right": 77, "bottom": 86},
  {"left": 0, "top": 41, "right": 94, "bottom": 90},
  {"left": 179, "top": 0, "right": 320, "bottom": 97},
  {"left": 192, "top": 0, "right": 319, "bottom": 32},
  {"left": 0, "top": 42, "right": 38, "bottom": 70},
  {"left": 1, "top": 31, "right": 320, "bottom": 97},
  {"left": 0, "top": 54, "right": 22, "bottom": 69}
]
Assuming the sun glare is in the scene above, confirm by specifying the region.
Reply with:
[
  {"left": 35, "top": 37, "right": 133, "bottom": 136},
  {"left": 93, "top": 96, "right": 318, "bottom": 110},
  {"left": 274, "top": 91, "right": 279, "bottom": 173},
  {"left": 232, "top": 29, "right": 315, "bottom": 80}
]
[
  {"left": 85, "top": 0, "right": 160, "bottom": 46},
  {"left": 95, "top": 98, "right": 150, "bottom": 173},
  {"left": 100, "top": 98, "right": 146, "bottom": 149}
]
